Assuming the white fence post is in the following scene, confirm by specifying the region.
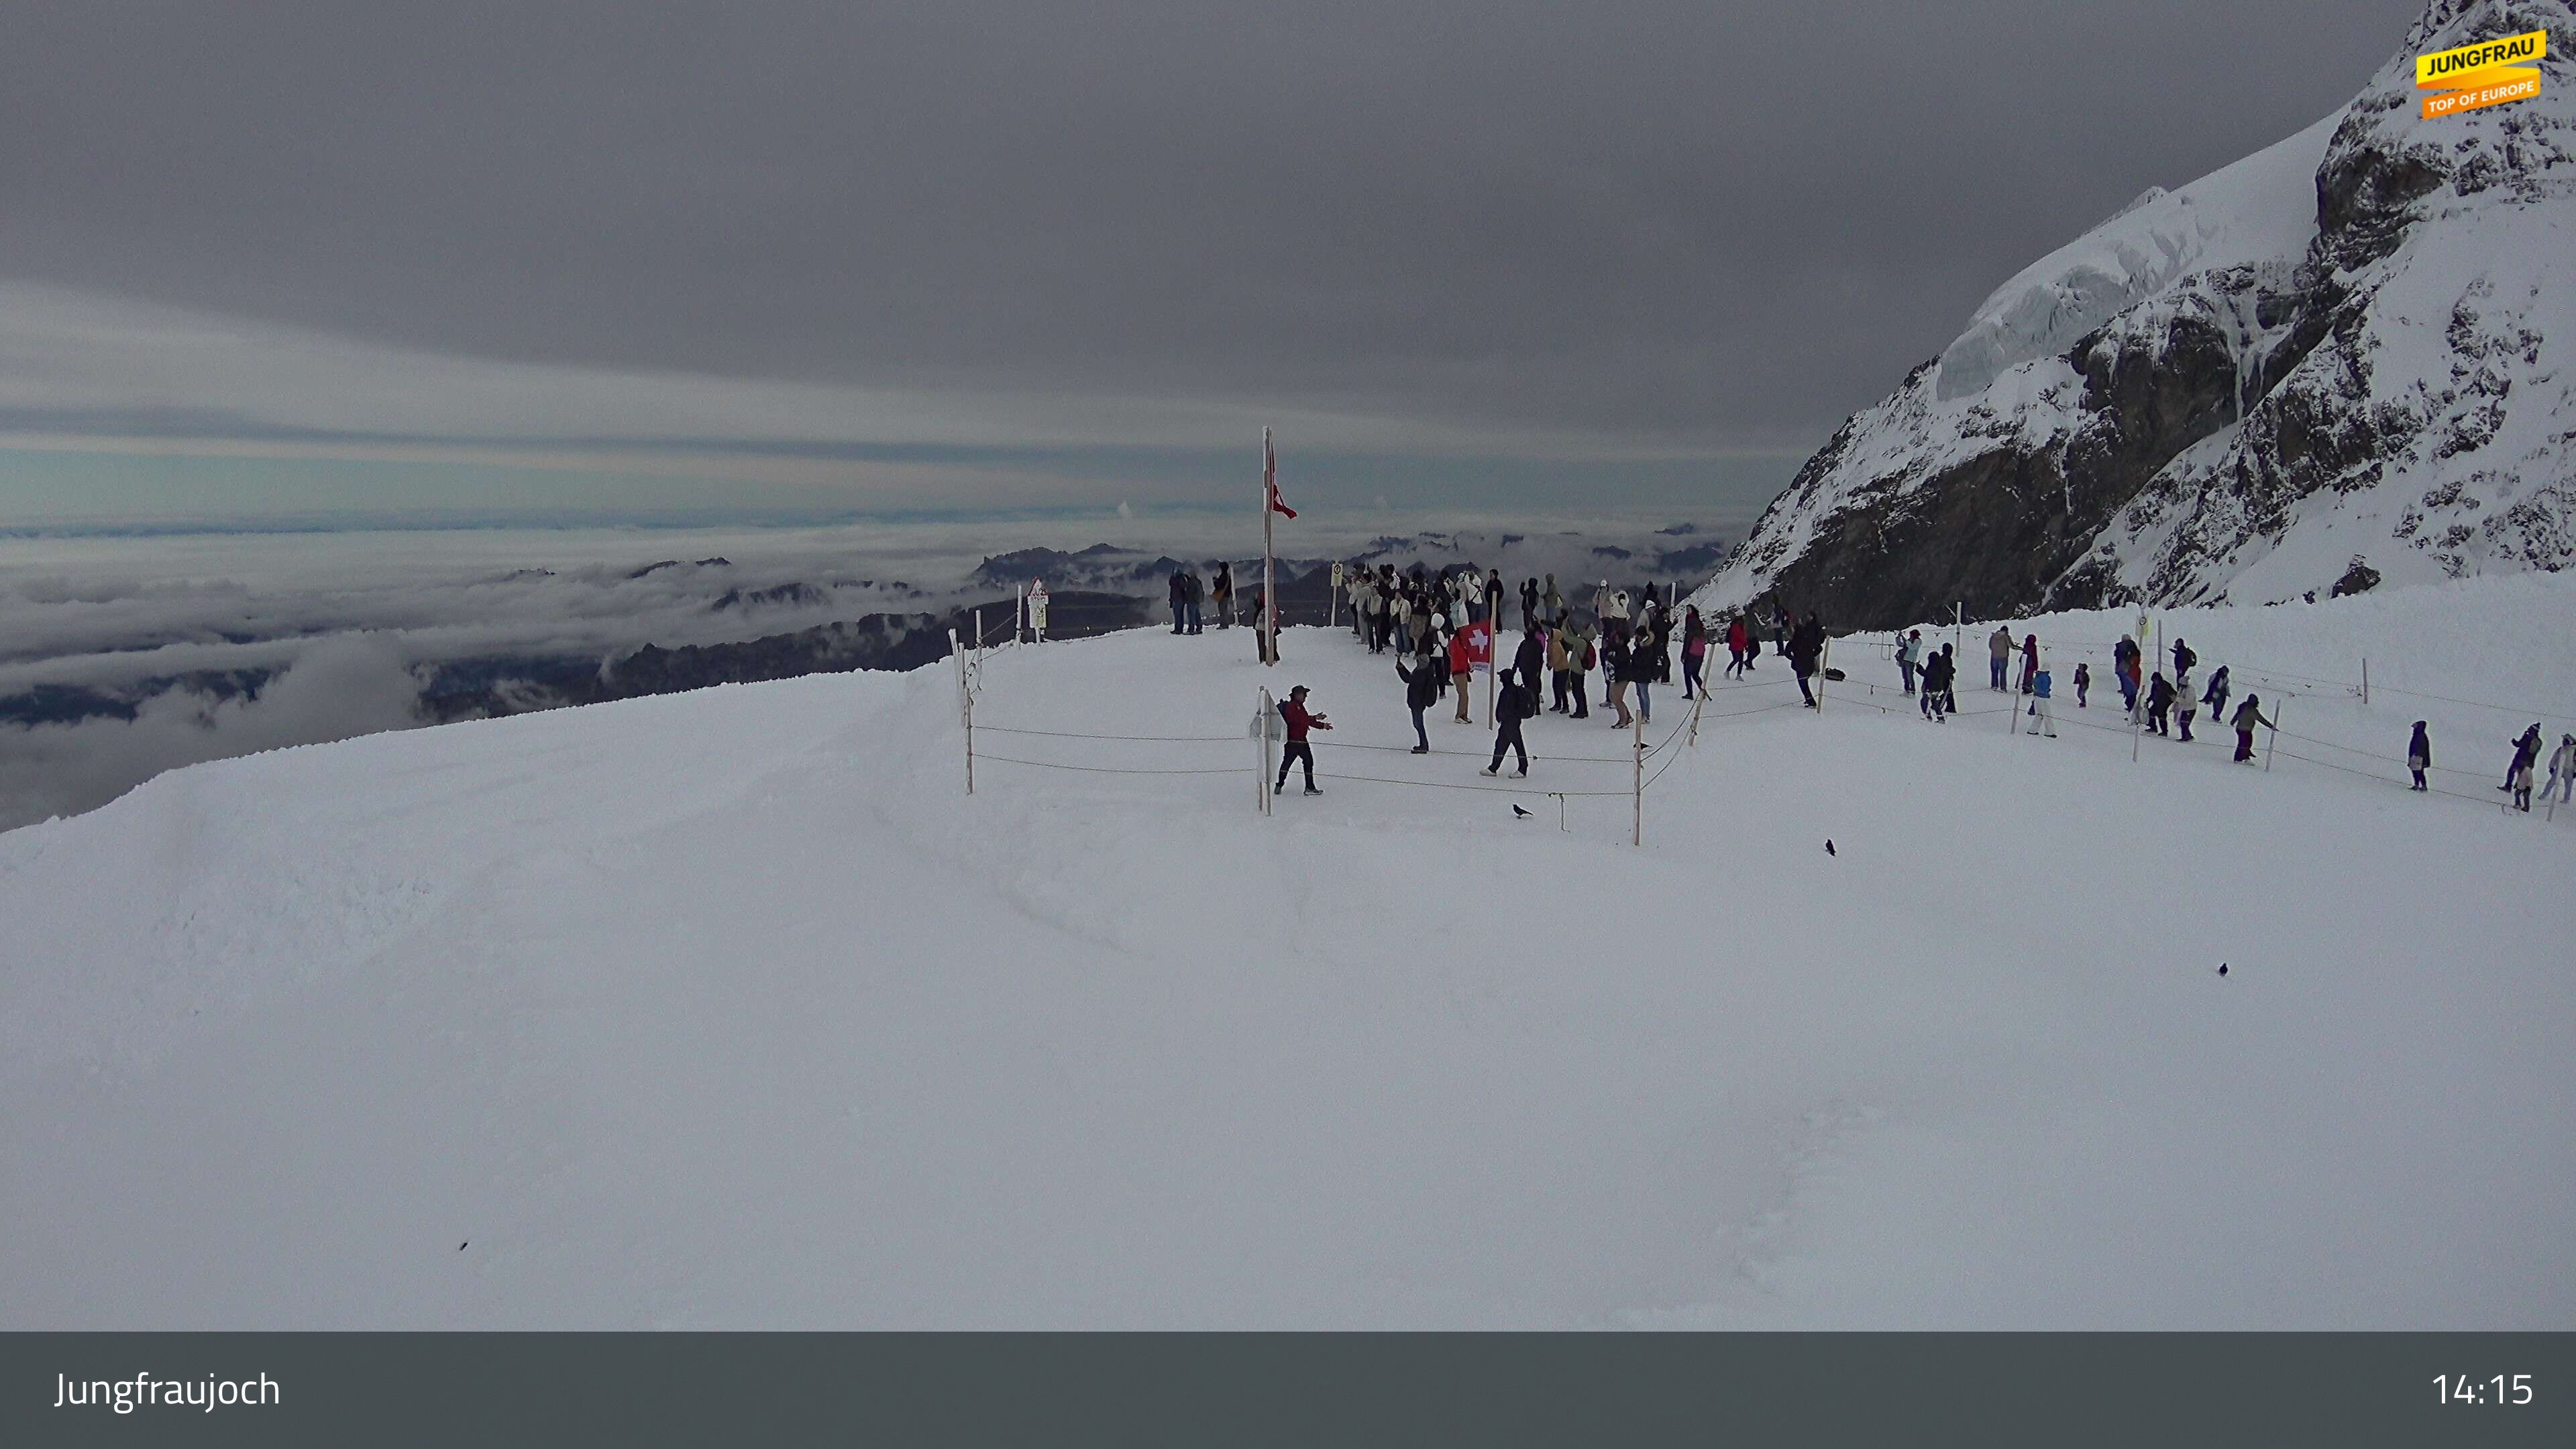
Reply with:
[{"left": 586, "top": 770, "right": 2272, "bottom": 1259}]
[{"left": 1257, "top": 687, "right": 1275, "bottom": 815}]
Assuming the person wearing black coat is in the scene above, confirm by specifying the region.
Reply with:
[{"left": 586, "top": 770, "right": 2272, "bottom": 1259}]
[
  {"left": 1788, "top": 611, "right": 1826, "bottom": 708},
  {"left": 1513, "top": 626, "right": 1546, "bottom": 709},
  {"left": 2408, "top": 720, "right": 2432, "bottom": 791},
  {"left": 2502, "top": 722, "right": 2544, "bottom": 792},
  {"left": 1919, "top": 645, "right": 1953, "bottom": 722},
  {"left": 1395, "top": 653, "right": 1442, "bottom": 752},
  {"left": 1485, "top": 672, "right": 1534, "bottom": 776},
  {"left": 2147, "top": 672, "right": 2176, "bottom": 736}
]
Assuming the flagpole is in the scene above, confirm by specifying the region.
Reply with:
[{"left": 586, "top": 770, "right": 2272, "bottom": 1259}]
[{"left": 1261, "top": 428, "right": 1276, "bottom": 667}]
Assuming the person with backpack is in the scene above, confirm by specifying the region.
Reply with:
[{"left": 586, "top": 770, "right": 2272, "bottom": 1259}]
[
  {"left": 1212, "top": 561, "right": 1234, "bottom": 629},
  {"left": 2113, "top": 636, "right": 2141, "bottom": 712},
  {"left": 2544, "top": 733, "right": 2576, "bottom": 805},
  {"left": 1416, "top": 624, "right": 1447, "bottom": 708},
  {"left": 1603, "top": 628, "right": 1635, "bottom": 729},
  {"left": 2200, "top": 665, "right": 2230, "bottom": 727},
  {"left": 1395, "top": 650, "right": 1442, "bottom": 753},
  {"left": 2073, "top": 661, "right": 2090, "bottom": 708},
  {"left": 2025, "top": 659, "right": 2057, "bottom": 737},
  {"left": 2146, "top": 672, "right": 2176, "bottom": 736},
  {"left": 1545, "top": 619, "right": 1573, "bottom": 713},
  {"left": 1485, "top": 668, "right": 1534, "bottom": 777},
  {"left": 2171, "top": 637, "right": 2197, "bottom": 682},
  {"left": 1563, "top": 621, "right": 1593, "bottom": 720},
  {"left": 2230, "top": 694, "right": 2275, "bottom": 763},
  {"left": 1989, "top": 625, "right": 2013, "bottom": 692},
  {"left": 2501, "top": 723, "right": 2544, "bottom": 794},
  {"left": 1896, "top": 629, "right": 1921, "bottom": 695},
  {"left": 1513, "top": 622, "right": 1546, "bottom": 711},
  {"left": 2407, "top": 721, "right": 2432, "bottom": 792},
  {"left": 1274, "top": 685, "right": 1330, "bottom": 795}
]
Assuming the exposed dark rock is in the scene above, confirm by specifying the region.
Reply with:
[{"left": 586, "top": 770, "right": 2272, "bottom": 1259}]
[{"left": 2330, "top": 555, "right": 2383, "bottom": 596}]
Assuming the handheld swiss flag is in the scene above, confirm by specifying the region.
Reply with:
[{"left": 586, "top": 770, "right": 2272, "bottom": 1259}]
[{"left": 1264, "top": 429, "right": 1297, "bottom": 519}]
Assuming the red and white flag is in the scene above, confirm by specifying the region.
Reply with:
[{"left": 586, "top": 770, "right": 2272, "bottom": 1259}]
[{"left": 1264, "top": 431, "right": 1296, "bottom": 519}]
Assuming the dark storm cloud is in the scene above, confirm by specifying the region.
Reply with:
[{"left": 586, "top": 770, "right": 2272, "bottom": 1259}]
[{"left": 0, "top": 0, "right": 2423, "bottom": 449}]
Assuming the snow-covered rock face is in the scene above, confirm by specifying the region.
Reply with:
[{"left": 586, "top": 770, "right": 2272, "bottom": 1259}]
[{"left": 1699, "top": 0, "right": 2575, "bottom": 628}]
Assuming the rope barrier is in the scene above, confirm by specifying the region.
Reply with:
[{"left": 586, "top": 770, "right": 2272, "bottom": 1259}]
[
  {"left": 1311, "top": 737, "right": 1639, "bottom": 764},
  {"left": 978, "top": 724, "right": 1241, "bottom": 743},
  {"left": 1313, "top": 769, "right": 1629, "bottom": 799},
  {"left": 977, "top": 754, "right": 1247, "bottom": 777}
]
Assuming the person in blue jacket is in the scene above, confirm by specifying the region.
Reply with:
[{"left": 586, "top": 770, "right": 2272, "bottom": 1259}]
[{"left": 2025, "top": 660, "right": 2057, "bottom": 737}]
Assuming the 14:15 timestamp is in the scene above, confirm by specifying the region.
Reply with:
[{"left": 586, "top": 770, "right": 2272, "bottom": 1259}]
[{"left": 2435, "top": 1374, "right": 2533, "bottom": 1405}]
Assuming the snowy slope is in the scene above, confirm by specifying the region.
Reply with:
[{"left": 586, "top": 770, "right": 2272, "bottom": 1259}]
[
  {"left": 4, "top": 577, "right": 2572, "bottom": 1328},
  {"left": 1700, "top": 0, "right": 2576, "bottom": 627},
  {"left": 1934, "top": 115, "right": 2338, "bottom": 402}
]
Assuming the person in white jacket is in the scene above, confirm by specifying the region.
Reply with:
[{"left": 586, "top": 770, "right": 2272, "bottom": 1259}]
[{"left": 2544, "top": 733, "right": 2576, "bottom": 805}]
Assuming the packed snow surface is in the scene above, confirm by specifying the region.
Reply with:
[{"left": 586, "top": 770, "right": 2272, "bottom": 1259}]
[{"left": 4, "top": 576, "right": 2572, "bottom": 1327}]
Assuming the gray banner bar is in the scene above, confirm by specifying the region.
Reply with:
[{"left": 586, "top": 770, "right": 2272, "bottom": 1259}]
[{"left": 5, "top": 1333, "right": 2569, "bottom": 1447}]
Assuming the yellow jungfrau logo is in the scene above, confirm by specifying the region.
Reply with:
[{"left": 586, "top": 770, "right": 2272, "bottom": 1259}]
[{"left": 2414, "top": 28, "right": 2546, "bottom": 118}]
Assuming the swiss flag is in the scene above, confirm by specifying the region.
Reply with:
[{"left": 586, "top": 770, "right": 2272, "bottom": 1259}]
[{"left": 1264, "top": 429, "right": 1297, "bottom": 519}]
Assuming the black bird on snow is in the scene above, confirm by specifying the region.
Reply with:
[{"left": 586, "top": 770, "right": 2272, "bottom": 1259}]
[
  {"left": 1824, "top": 839, "right": 1836, "bottom": 857},
  {"left": 1511, "top": 804, "right": 1534, "bottom": 819}
]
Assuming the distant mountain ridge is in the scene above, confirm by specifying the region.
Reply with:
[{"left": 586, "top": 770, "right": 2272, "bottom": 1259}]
[{"left": 1696, "top": 0, "right": 2575, "bottom": 628}]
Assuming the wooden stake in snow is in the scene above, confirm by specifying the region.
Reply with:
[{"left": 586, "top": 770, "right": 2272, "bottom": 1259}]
[
  {"left": 1631, "top": 705, "right": 1645, "bottom": 848},
  {"left": 951, "top": 629, "right": 974, "bottom": 796},
  {"left": 2265, "top": 696, "right": 2283, "bottom": 773}
]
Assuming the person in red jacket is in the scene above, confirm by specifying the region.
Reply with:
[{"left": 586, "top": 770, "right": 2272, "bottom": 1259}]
[
  {"left": 1274, "top": 685, "right": 1330, "bottom": 796},
  {"left": 1446, "top": 627, "right": 1476, "bottom": 723},
  {"left": 1725, "top": 613, "right": 1753, "bottom": 678}
]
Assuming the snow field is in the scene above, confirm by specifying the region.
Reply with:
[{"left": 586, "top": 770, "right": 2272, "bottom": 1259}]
[{"left": 1, "top": 575, "right": 2569, "bottom": 1326}]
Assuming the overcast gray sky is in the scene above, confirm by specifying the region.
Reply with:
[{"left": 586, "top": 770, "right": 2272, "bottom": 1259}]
[{"left": 0, "top": 0, "right": 2427, "bottom": 518}]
